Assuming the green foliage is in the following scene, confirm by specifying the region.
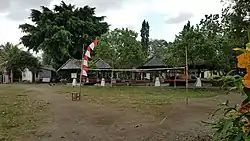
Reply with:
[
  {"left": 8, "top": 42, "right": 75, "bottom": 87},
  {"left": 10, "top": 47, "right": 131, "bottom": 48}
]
[
  {"left": 140, "top": 20, "right": 150, "bottom": 55},
  {"left": 0, "top": 42, "right": 40, "bottom": 73},
  {"left": 148, "top": 39, "right": 168, "bottom": 59},
  {"left": 95, "top": 28, "right": 146, "bottom": 68},
  {"left": 88, "top": 60, "right": 97, "bottom": 69},
  {"left": 169, "top": 21, "right": 210, "bottom": 67},
  {"left": 41, "top": 52, "right": 52, "bottom": 66},
  {"left": 219, "top": 70, "right": 244, "bottom": 93},
  {"left": 19, "top": 1, "right": 109, "bottom": 69},
  {"left": 167, "top": 16, "right": 234, "bottom": 70},
  {"left": 221, "top": 0, "right": 250, "bottom": 46},
  {"left": 206, "top": 70, "right": 250, "bottom": 141},
  {"left": 206, "top": 104, "right": 249, "bottom": 141}
]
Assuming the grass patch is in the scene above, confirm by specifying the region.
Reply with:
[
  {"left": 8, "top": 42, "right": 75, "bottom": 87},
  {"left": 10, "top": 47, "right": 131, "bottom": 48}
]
[
  {"left": 0, "top": 85, "right": 48, "bottom": 141},
  {"left": 56, "top": 86, "right": 222, "bottom": 117}
]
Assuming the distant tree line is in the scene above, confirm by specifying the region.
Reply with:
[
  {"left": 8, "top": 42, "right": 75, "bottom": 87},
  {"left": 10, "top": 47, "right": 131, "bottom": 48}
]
[{"left": 0, "top": 0, "right": 247, "bottom": 73}]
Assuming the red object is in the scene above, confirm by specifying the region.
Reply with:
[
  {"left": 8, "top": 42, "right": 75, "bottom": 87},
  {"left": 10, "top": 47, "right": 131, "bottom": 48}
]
[
  {"left": 238, "top": 103, "right": 250, "bottom": 113},
  {"left": 81, "top": 40, "right": 98, "bottom": 76}
]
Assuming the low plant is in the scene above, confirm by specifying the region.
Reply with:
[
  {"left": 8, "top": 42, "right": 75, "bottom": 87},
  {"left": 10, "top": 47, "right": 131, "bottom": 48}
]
[{"left": 204, "top": 42, "right": 250, "bottom": 141}]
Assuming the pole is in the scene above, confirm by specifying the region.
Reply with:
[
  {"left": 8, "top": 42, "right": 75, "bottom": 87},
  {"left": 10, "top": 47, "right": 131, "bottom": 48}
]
[
  {"left": 185, "top": 45, "right": 189, "bottom": 105},
  {"left": 111, "top": 61, "right": 114, "bottom": 86},
  {"left": 79, "top": 44, "right": 84, "bottom": 98}
]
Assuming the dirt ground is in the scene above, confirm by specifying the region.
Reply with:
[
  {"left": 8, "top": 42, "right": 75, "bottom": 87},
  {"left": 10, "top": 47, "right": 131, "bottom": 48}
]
[{"left": 14, "top": 84, "right": 243, "bottom": 141}]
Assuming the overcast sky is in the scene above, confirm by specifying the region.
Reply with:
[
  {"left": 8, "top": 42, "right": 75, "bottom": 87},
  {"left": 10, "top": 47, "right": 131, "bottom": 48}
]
[{"left": 0, "top": 0, "right": 222, "bottom": 47}]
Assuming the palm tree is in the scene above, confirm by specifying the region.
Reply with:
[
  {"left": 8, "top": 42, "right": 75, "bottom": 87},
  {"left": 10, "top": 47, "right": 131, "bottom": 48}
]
[{"left": 0, "top": 42, "right": 21, "bottom": 83}]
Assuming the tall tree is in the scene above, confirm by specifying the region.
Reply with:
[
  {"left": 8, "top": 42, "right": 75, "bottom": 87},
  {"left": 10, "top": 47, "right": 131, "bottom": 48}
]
[
  {"left": 171, "top": 21, "right": 207, "bottom": 67},
  {"left": 140, "top": 20, "right": 150, "bottom": 55},
  {"left": 221, "top": 0, "right": 250, "bottom": 46},
  {"left": 166, "top": 15, "right": 235, "bottom": 71},
  {"left": 168, "top": 20, "right": 221, "bottom": 69},
  {"left": 19, "top": 1, "right": 109, "bottom": 69},
  {"left": 95, "top": 28, "right": 146, "bottom": 68},
  {"left": 199, "top": 14, "right": 235, "bottom": 70}
]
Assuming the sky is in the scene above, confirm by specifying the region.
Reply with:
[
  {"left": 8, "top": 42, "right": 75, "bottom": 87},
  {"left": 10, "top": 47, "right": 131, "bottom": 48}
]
[{"left": 0, "top": 0, "right": 223, "bottom": 56}]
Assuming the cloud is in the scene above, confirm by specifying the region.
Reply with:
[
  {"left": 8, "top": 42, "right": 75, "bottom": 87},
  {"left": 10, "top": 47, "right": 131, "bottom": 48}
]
[
  {"left": 62, "top": 0, "right": 125, "bottom": 12},
  {"left": 0, "top": 0, "right": 127, "bottom": 21},
  {"left": 0, "top": 0, "right": 10, "bottom": 12},
  {"left": 0, "top": 0, "right": 223, "bottom": 46},
  {"left": 165, "top": 12, "right": 194, "bottom": 24},
  {"left": 0, "top": 0, "right": 52, "bottom": 20}
]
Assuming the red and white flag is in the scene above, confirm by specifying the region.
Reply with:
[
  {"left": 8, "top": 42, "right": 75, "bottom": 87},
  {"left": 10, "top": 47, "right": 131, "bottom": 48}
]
[{"left": 81, "top": 39, "right": 98, "bottom": 76}]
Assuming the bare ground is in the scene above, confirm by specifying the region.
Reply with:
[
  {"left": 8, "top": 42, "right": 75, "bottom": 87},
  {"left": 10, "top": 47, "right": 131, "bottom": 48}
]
[{"left": 14, "top": 84, "right": 243, "bottom": 141}]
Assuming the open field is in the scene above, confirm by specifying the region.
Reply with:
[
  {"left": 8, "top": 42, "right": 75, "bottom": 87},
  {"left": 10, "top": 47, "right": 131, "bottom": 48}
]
[
  {"left": 0, "top": 84, "right": 244, "bottom": 141},
  {"left": 0, "top": 85, "right": 48, "bottom": 141},
  {"left": 57, "top": 86, "right": 221, "bottom": 117}
]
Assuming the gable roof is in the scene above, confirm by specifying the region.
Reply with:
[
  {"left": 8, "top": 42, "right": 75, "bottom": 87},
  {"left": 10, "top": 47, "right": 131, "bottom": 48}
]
[
  {"left": 94, "top": 59, "right": 111, "bottom": 69},
  {"left": 41, "top": 66, "right": 56, "bottom": 72},
  {"left": 57, "top": 59, "right": 80, "bottom": 71},
  {"left": 57, "top": 58, "right": 111, "bottom": 71},
  {"left": 143, "top": 56, "right": 165, "bottom": 67}
]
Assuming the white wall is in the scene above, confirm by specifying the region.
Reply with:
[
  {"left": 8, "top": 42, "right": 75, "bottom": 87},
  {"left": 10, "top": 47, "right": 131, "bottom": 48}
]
[
  {"left": 204, "top": 71, "right": 212, "bottom": 79},
  {"left": 22, "top": 68, "right": 33, "bottom": 82}
]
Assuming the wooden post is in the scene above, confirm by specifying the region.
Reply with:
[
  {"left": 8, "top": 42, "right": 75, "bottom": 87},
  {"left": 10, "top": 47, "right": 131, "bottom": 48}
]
[
  {"left": 79, "top": 44, "right": 84, "bottom": 100},
  {"left": 185, "top": 45, "right": 189, "bottom": 105},
  {"left": 79, "top": 72, "right": 82, "bottom": 100}
]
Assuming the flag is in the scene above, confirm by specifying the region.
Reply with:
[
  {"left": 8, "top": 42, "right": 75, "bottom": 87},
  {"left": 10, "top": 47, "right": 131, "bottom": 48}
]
[{"left": 81, "top": 39, "right": 98, "bottom": 76}]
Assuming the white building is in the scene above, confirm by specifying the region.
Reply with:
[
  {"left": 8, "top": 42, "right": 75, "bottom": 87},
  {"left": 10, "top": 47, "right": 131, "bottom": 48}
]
[{"left": 22, "top": 67, "right": 56, "bottom": 83}]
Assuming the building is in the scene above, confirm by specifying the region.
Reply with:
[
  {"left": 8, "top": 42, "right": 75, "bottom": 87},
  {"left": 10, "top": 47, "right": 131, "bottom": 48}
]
[
  {"left": 136, "top": 56, "right": 186, "bottom": 84},
  {"left": 57, "top": 58, "right": 111, "bottom": 83},
  {"left": 22, "top": 67, "right": 57, "bottom": 83}
]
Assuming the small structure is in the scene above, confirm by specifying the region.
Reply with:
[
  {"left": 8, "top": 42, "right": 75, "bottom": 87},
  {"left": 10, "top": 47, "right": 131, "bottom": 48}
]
[
  {"left": 0, "top": 62, "right": 12, "bottom": 84},
  {"left": 155, "top": 77, "right": 160, "bottom": 86},
  {"left": 57, "top": 58, "right": 111, "bottom": 84},
  {"left": 101, "top": 78, "right": 105, "bottom": 86},
  {"left": 22, "top": 67, "right": 57, "bottom": 83},
  {"left": 137, "top": 56, "right": 166, "bottom": 80},
  {"left": 135, "top": 56, "right": 187, "bottom": 86},
  {"left": 71, "top": 92, "right": 81, "bottom": 101}
]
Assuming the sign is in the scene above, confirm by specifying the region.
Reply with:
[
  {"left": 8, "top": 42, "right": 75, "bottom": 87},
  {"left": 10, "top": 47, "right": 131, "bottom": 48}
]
[
  {"left": 42, "top": 78, "right": 50, "bottom": 82},
  {"left": 71, "top": 73, "right": 77, "bottom": 78}
]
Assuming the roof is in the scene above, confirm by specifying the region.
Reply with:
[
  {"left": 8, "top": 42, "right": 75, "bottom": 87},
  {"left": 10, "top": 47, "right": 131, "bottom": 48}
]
[
  {"left": 41, "top": 66, "right": 56, "bottom": 72},
  {"left": 57, "top": 59, "right": 80, "bottom": 71},
  {"left": 141, "top": 56, "right": 165, "bottom": 68},
  {"left": 94, "top": 59, "right": 111, "bottom": 69},
  {"left": 57, "top": 58, "right": 111, "bottom": 71}
]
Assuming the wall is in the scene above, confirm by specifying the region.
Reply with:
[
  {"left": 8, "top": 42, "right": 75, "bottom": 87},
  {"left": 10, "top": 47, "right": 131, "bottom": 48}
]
[
  {"left": 38, "top": 69, "right": 52, "bottom": 79},
  {"left": 22, "top": 68, "right": 33, "bottom": 82}
]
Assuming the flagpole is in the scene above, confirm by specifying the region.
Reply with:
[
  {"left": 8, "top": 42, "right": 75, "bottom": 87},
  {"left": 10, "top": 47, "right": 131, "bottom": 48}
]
[
  {"left": 79, "top": 44, "right": 84, "bottom": 98},
  {"left": 185, "top": 45, "right": 189, "bottom": 105}
]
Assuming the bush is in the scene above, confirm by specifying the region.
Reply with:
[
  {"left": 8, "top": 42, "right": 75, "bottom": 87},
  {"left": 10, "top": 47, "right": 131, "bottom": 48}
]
[{"left": 206, "top": 70, "right": 250, "bottom": 141}]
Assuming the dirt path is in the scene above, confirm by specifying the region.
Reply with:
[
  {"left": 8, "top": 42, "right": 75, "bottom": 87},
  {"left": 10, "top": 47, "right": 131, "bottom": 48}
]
[{"left": 17, "top": 85, "right": 243, "bottom": 141}]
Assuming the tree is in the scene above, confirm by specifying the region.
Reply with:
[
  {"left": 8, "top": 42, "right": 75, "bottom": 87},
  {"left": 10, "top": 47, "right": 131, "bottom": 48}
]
[
  {"left": 170, "top": 21, "right": 209, "bottom": 67},
  {"left": 19, "top": 1, "right": 109, "bottom": 69},
  {"left": 221, "top": 0, "right": 250, "bottom": 46},
  {"left": 41, "top": 51, "right": 52, "bottom": 66},
  {"left": 95, "top": 28, "right": 146, "bottom": 68},
  {"left": 148, "top": 39, "right": 168, "bottom": 59},
  {"left": 140, "top": 20, "right": 150, "bottom": 55},
  {"left": 199, "top": 14, "right": 235, "bottom": 70},
  {"left": 0, "top": 42, "right": 41, "bottom": 73},
  {"left": 199, "top": 14, "right": 223, "bottom": 37},
  {"left": 167, "top": 15, "right": 235, "bottom": 70}
]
